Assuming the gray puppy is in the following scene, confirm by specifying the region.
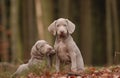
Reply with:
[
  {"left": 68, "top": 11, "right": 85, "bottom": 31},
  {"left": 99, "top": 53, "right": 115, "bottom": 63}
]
[
  {"left": 11, "top": 40, "right": 55, "bottom": 78},
  {"left": 48, "top": 18, "right": 84, "bottom": 72}
]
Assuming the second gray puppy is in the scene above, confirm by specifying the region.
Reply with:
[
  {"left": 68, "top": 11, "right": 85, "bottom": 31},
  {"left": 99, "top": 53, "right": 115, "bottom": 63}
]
[{"left": 11, "top": 40, "right": 55, "bottom": 78}]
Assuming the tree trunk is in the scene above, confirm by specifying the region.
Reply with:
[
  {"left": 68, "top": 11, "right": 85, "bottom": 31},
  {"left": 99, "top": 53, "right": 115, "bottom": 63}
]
[
  {"left": 80, "top": 0, "right": 92, "bottom": 65},
  {"left": 106, "top": 0, "right": 113, "bottom": 65},
  {"left": 10, "top": 0, "right": 22, "bottom": 63},
  {"left": 28, "top": 0, "right": 38, "bottom": 40},
  {"left": 21, "top": 0, "right": 30, "bottom": 61},
  {"left": 111, "top": 0, "right": 120, "bottom": 52},
  {"left": 1, "top": 0, "right": 9, "bottom": 61},
  {"left": 58, "top": 0, "right": 69, "bottom": 18},
  {"left": 41, "top": 0, "right": 54, "bottom": 44},
  {"left": 35, "top": 0, "right": 44, "bottom": 39},
  {"left": 27, "top": 0, "right": 38, "bottom": 59}
]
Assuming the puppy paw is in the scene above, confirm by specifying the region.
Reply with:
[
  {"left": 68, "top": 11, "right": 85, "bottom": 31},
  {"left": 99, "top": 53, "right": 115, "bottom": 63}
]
[{"left": 71, "top": 68, "right": 77, "bottom": 72}]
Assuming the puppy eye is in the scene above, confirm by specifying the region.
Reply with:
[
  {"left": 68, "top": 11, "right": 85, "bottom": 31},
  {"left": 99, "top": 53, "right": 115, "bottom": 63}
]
[
  {"left": 40, "top": 45, "right": 44, "bottom": 48},
  {"left": 57, "top": 25, "right": 60, "bottom": 27},
  {"left": 64, "top": 24, "right": 67, "bottom": 26}
]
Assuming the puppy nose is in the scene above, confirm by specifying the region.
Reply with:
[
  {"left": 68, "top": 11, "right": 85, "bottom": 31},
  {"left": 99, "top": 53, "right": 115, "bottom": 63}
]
[{"left": 60, "top": 31, "right": 64, "bottom": 34}]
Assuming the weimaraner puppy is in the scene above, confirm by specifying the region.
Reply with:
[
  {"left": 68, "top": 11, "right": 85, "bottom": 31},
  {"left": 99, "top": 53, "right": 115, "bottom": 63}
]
[
  {"left": 11, "top": 40, "right": 55, "bottom": 78},
  {"left": 48, "top": 18, "right": 84, "bottom": 72}
]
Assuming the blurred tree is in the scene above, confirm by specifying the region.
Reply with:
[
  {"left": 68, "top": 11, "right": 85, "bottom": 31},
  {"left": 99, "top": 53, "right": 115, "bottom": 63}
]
[
  {"left": 80, "top": 0, "right": 93, "bottom": 65},
  {"left": 35, "top": 0, "right": 44, "bottom": 39},
  {"left": 58, "top": 0, "right": 69, "bottom": 18},
  {"left": 111, "top": 0, "right": 120, "bottom": 52},
  {"left": 106, "top": 0, "right": 113, "bottom": 65},
  {"left": 1, "top": 0, "right": 9, "bottom": 61},
  {"left": 41, "top": 0, "right": 54, "bottom": 44},
  {"left": 10, "top": 0, "right": 22, "bottom": 63},
  {"left": 21, "top": 0, "right": 30, "bottom": 61},
  {"left": 21, "top": 0, "right": 38, "bottom": 61},
  {"left": 92, "top": 0, "right": 106, "bottom": 65}
]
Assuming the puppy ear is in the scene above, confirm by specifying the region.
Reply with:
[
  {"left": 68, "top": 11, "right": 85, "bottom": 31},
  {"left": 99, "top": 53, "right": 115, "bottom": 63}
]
[
  {"left": 48, "top": 20, "right": 56, "bottom": 36},
  {"left": 31, "top": 42, "right": 40, "bottom": 54},
  {"left": 66, "top": 19, "right": 75, "bottom": 34},
  {"left": 31, "top": 44, "right": 38, "bottom": 56},
  {"left": 35, "top": 43, "right": 39, "bottom": 51}
]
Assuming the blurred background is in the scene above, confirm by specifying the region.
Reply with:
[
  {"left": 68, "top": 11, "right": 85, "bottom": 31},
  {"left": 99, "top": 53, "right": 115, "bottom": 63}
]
[{"left": 0, "top": 0, "right": 120, "bottom": 66}]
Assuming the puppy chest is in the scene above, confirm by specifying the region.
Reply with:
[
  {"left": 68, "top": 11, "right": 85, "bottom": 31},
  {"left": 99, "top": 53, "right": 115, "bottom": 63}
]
[{"left": 57, "top": 42, "right": 70, "bottom": 62}]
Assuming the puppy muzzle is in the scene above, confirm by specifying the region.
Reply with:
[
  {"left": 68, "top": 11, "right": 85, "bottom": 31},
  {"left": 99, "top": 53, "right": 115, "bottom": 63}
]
[{"left": 46, "top": 49, "right": 55, "bottom": 56}]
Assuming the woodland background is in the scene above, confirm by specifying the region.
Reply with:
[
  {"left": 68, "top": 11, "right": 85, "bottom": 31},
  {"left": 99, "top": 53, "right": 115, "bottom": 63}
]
[{"left": 0, "top": 0, "right": 120, "bottom": 66}]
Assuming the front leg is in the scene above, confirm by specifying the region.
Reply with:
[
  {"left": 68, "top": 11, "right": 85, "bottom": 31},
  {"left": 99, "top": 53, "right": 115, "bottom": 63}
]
[
  {"left": 46, "top": 50, "right": 56, "bottom": 68},
  {"left": 70, "top": 51, "right": 77, "bottom": 72},
  {"left": 56, "top": 55, "right": 60, "bottom": 72},
  {"left": 46, "top": 55, "right": 52, "bottom": 68}
]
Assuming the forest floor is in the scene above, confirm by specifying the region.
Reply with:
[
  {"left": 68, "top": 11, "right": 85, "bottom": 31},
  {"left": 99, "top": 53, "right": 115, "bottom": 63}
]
[
  {"left": 0, "top": 62, "right": 120, "bottom": 78},
  {"left": 26, "top": 65, "right": 120, "bottom": 78}
]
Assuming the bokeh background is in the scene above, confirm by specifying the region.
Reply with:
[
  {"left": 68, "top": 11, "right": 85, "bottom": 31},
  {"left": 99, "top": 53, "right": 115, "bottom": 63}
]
[{"left": 0, "top": 0, "right": 120, "bottom": 66}]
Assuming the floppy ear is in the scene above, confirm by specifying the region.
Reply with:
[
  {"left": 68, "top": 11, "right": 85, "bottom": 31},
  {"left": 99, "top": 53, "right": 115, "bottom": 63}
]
[
  {"left": 35, "top": 43, "right": 39, "bottom": 51},
  {"left": 66, "top": 19, "right": 75, "bottom": 34},
  {"left": 31, "top": 41, "right": 41, "bottom": 52},
  {"left": 48, "top": 20, "right": 56, "bottom": 36},
  {"left": 31, "top": 44, "right": 38, "bottom": 56}
]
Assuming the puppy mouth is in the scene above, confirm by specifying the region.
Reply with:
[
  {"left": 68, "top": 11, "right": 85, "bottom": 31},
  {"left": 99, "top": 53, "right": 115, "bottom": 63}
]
[
  {"left": 46, "top": 49, "right": 55, "bottom": 56},
  {"left": 59, "top": 33, "right": 67, "bottom": 38}
]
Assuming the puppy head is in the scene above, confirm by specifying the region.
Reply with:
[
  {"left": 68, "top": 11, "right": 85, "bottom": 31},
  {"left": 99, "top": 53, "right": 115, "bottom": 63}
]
[
  {"left": 32, "top": 40, "right": 54, "bottom": 56},
  {"left": 56, "top": 18, "right": 68, "bottom": 37},
  {"left": 48, "top": 18, "right": 75, "bottom": 37}
]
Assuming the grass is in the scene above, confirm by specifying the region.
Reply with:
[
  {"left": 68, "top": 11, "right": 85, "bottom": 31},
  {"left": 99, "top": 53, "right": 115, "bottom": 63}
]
[
  {"left": 0, "top": 62, "right": 17, "bottom": 78},
  {"left": 0, "top": 60, "right": 56, "bottom": 78}
]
